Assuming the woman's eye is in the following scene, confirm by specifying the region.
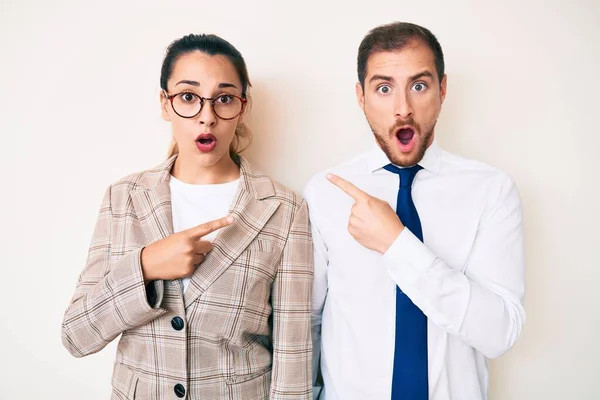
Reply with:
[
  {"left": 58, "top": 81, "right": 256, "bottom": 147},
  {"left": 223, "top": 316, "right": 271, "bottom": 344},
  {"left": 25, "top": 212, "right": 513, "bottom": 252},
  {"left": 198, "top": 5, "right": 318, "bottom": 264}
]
[
  {"left": 217, "top": 95, "right": 233, "bottom": 104},
  {"left": 180, "top": 93, "right": 197, "bottom": 102},
  {"left": 377, "top": 85, "right": 392, "bottom": 94},
  {"left": 412, "top": 82, "right": 427, "bottom": 92}
]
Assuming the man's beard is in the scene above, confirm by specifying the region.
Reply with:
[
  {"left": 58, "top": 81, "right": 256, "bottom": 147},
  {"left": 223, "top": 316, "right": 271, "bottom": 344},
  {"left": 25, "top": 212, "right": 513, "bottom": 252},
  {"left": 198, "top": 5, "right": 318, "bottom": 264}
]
[{"left": 369, "top": 117, "right": 435, "bottom": 167}]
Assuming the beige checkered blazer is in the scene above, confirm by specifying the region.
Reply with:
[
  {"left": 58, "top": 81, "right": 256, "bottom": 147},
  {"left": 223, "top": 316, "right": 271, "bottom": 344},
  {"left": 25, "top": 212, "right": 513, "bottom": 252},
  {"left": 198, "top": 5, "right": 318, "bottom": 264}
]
[{"left": 61, "top": 155, "right": 313, "bottom": 399}]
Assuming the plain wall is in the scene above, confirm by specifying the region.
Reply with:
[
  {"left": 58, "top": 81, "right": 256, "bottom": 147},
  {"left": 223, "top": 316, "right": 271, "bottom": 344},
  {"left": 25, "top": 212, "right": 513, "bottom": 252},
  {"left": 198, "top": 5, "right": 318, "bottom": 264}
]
[{"left": 1, "top": 0, "right": 598, "bottom": 398}]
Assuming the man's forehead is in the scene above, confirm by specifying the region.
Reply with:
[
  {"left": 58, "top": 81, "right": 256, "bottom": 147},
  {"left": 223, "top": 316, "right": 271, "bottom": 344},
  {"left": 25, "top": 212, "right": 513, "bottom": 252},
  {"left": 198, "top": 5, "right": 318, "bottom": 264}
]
[{"left": 366, "top": 46, "right": 436, "bottom": 79}]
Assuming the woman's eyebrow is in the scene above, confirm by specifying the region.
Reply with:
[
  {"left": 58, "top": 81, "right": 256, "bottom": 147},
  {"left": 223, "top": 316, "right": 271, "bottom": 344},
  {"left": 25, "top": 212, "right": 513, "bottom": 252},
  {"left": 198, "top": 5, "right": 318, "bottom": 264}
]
[{"left": 174, "top": 80, "right": 239, "bottom": 90}]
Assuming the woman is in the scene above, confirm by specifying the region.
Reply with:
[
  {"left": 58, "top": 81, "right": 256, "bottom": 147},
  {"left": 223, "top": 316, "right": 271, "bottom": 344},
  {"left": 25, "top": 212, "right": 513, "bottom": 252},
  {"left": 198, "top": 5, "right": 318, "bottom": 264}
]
[{"left": 61, "top": 34, "right": 313, "bottom": 400}]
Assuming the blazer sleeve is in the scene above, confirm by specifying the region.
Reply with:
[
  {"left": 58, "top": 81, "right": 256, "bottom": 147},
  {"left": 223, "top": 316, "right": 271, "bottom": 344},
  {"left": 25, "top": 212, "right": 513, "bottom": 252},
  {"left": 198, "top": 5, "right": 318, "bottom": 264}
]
[
  {"left": 61, "top": 185, "right": 167, "bottom": 358},
  {"left": 269, "top": 200, "right": 314, "bottom": 399}
]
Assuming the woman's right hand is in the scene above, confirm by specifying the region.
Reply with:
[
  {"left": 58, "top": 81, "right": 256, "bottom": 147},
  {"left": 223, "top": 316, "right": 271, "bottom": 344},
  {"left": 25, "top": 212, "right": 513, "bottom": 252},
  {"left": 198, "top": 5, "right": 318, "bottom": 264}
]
[{"left": 140, "top": 215, "right": 234, "bottom": 282}]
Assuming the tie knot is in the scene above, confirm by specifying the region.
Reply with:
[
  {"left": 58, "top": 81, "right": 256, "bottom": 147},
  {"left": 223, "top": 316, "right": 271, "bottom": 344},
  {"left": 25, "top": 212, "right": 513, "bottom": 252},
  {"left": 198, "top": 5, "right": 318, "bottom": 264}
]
[{"left": 383, "top": 164, "right": 423, "bottom": 188}]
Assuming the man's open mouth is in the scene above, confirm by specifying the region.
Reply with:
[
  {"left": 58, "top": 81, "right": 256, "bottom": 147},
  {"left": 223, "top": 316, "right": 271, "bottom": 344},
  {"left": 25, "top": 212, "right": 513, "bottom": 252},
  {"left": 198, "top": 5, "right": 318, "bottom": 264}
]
[{"left": 396, "top": 127, "right": 415, "bottom": 145}]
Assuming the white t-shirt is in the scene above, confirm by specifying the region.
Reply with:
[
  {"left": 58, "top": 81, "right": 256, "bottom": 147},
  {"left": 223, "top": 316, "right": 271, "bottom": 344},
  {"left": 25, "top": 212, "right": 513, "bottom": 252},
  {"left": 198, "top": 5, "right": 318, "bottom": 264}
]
[{"left": 169, "top": 175, "right": 240, "bottom": 293}]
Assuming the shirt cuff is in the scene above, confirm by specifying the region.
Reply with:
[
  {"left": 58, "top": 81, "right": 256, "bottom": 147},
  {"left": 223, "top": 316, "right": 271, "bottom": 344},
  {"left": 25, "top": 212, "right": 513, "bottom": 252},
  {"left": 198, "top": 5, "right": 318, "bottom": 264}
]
[{"left": 383, "top": 227, "right": 437, "bottom": 289}]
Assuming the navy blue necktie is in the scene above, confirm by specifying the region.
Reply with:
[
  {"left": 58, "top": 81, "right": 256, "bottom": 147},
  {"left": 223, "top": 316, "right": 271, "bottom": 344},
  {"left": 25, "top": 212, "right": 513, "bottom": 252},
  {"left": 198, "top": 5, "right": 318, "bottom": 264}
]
[{"left": 383, "top": 164, "right": 428, "bottom": 400}]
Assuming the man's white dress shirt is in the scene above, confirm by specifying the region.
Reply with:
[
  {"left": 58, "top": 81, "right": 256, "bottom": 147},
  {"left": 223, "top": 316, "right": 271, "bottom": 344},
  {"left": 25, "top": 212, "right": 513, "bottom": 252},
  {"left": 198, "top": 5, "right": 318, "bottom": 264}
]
[{"left": 303, "top": 141, "right": 525, "bottom": 400}]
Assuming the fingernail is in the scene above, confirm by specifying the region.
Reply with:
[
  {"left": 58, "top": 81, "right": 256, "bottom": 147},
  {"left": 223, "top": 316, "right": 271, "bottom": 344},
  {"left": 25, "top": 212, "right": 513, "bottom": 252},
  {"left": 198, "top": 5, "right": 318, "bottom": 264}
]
[
  {"left": 326, "top": 173, "right": 333, "bottom": 180},
  {"left": 226, "top": 216, "right": 234, "bottom": 223}
]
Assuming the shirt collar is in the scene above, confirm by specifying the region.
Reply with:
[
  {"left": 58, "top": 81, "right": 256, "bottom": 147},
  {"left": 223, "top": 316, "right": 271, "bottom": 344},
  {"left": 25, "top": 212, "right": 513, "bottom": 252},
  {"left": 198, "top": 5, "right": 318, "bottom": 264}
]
[{"left": 366, "top": 139, "right": 442, "bottom": 174}]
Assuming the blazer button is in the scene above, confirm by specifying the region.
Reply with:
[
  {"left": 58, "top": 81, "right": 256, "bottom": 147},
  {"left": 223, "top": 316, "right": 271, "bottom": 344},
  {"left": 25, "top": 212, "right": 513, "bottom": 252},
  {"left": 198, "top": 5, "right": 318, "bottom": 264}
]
[
  {"left": 171, "top": 316, "right": 184, "bottom": 331},
  {"left": 174, "top": 383, "right": 186, "bottom": 398}
]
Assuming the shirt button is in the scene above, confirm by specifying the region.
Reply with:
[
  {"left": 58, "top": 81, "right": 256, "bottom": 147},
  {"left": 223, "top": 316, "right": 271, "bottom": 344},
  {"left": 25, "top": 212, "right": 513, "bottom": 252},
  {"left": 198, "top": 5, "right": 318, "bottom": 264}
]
[
  {"left": 174, "top": 383, "right": 186, "bottom": 398},
  {"left": 171, "top": 316, "right": 184, "bottom": 331}
]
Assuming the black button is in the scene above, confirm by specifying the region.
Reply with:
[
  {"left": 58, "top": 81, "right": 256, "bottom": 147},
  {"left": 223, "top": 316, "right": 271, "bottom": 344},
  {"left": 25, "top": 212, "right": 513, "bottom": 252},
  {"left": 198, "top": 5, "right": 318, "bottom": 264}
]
[
  {"left": 171, "top": 316, "right": 184, "bottom": 331},
  {"left": 174, "top": 383, "right": 186, "bottom": 398}
]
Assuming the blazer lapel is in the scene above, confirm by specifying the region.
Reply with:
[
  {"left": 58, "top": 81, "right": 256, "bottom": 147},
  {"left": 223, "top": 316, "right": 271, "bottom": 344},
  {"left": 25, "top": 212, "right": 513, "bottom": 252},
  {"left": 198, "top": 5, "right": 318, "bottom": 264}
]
[
  {"left": 130, "top": 180, "right": 174, "bottom": 244},
  {"left": 129, "top": 156, "right": 176, "bottom": 245},
  {"left": 184, "top": 157, "right": 280, "bottom": 308},
  {"left": 129, "top": 156, "right": 185, "bottom": 309}
]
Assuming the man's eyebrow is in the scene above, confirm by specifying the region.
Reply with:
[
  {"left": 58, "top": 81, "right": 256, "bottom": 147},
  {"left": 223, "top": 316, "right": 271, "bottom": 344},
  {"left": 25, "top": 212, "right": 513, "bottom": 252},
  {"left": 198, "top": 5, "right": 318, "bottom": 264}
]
[
  {"left": 408, "top": 71, "right": 434, "bottom": 81},
  {"left": 369, "top": 75, "right": 394, "bottom": 84}
]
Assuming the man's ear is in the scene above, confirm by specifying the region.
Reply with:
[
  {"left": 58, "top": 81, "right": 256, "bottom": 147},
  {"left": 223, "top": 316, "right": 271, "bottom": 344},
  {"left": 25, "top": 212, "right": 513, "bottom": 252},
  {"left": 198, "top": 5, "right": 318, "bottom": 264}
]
[
  {"left": 355, "top": 82, "right": 365, "bottom": 112},
  {"left": 439, "top": 74, "right": 447, "bottom": 103}
]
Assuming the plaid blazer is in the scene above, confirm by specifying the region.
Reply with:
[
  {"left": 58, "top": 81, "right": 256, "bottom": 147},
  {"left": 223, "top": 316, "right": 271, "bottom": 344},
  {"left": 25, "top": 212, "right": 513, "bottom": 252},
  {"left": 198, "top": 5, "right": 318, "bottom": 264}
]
[{"left": 61, "top": 155, "right": 313, "bottom": 399}]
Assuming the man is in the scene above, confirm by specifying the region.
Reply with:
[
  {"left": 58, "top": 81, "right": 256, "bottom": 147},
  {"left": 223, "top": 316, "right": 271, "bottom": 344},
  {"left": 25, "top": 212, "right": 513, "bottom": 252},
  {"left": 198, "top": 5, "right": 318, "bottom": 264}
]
[{"left": 303, "top": 22, "right": 525, "bottom": 400}]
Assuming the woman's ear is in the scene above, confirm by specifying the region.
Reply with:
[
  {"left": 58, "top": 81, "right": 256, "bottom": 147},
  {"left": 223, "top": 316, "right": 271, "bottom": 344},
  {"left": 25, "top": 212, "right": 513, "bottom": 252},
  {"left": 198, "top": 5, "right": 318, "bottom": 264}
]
[
  {"left": 160, "top": 91, "right": 171, "bottom": 121},
  {"left": 238, "top": 99, "right": 248, "bottom": 124}
]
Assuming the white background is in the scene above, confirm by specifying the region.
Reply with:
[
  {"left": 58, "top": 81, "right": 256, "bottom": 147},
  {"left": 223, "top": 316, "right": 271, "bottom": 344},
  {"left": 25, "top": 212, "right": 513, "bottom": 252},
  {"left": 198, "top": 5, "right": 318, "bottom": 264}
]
[{"left": 1, "top": 0, "right": 598, "bottom": 398}]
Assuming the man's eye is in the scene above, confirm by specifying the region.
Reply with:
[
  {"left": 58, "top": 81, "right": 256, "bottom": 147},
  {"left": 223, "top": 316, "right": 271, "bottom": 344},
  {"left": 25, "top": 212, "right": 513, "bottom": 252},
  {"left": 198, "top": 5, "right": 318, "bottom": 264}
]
[
  {"left": 412, "top": 82, "right": 427, "bottom": 92},
  {"left": 377, "top": 85, "right": 392, "bottom": 94}
]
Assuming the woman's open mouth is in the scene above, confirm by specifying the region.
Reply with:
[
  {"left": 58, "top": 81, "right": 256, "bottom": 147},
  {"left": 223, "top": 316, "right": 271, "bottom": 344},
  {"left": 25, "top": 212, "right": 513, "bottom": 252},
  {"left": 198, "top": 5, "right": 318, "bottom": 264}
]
[{"left": 195, "top": 133, "right": 217, "bottom": 152}]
